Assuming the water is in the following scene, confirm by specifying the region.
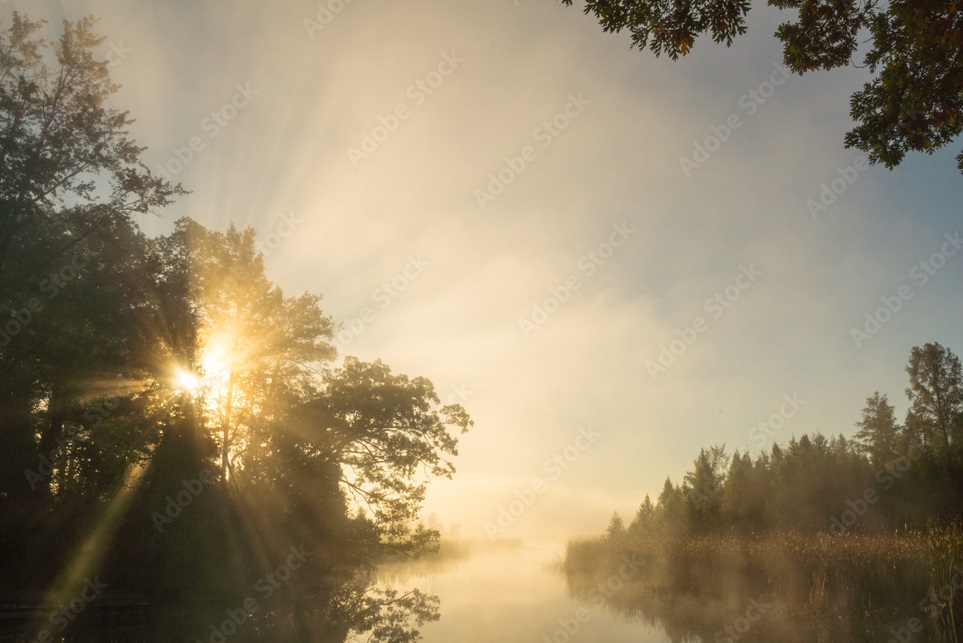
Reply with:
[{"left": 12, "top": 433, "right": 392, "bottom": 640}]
[{"left": 376, "top": 541, "right": 674, "bottom": 643}]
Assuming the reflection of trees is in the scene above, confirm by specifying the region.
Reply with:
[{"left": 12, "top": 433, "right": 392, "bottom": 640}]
[
  {"left": 0, "top": 15, "right": 469, "bottom": 642},
  {"left": 562, "top": 531, "right": 963, "bottom": 642}
]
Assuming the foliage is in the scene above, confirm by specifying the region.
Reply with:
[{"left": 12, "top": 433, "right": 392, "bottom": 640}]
[
  {"left": 563, "top": 342, "right": 963, "bottom": 639},
  {"left": 559, "top": 0, "right": 963, "bottom": 173},
  {"left": 616, "top": 343, "right": 963, "bottom": 538},
  {"left": 0, "top": 13, "right": 470, "bottom": 642}
]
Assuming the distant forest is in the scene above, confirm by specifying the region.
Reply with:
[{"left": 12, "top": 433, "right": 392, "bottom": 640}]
[
  {"left": 564, "top": 343, "right": 963, "bottom": 641},
  {"left": 613, "top": 342, "right": 963, "bottom": 539},
  {"left": 0, "top": 13, "right": 467, "bottom": 642}
]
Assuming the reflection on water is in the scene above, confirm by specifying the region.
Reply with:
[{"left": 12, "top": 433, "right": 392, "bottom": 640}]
[
  {"left": 375, "top": 541, "right": 673, "bottom": 643},
  {"left": 374, "top": 535, "right": 963, "bottom": 643},
  {"left": 562, "top": 532, "right": 963, "bottom": 643}
]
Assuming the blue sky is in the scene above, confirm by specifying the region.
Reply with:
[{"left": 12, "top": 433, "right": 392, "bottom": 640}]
[{"left": 29, "top": 0, "right": 963, "bottom": 537}]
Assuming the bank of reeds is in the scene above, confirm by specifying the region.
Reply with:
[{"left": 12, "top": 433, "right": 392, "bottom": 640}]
[{"left": 563, "top": 525, "right": 963, "bottom": 642}]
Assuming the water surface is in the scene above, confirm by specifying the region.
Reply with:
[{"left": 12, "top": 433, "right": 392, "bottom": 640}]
[{"left": 377, "top": 541, "right": 673, "bottom": 643}]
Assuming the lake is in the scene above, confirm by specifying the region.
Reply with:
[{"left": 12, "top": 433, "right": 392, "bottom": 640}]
[{"left": 375, "top": 541, "right": 675, "bottom": 643}]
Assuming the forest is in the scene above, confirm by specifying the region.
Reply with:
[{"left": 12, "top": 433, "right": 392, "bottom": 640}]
[
  {"left": 564, "top": 342, "right": 963, "bottom": 641},
  {"left": 0, "top": 13, "right": 468, "bottom": 642}
]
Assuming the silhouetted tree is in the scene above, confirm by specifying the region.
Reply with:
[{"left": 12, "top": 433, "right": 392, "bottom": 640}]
[
  {"left": 853, "top": 392, "right": 901, "bottom": 465},
  {"left": 657, "top": 477, "right": 686, "bottom": 535},
  {"left": 559, "top": 0, "right": 963, "bottom": 173},
  {"left": 905, "top": 342, "right": 963, "bottom": 452},
  {"left": 721, "top": 450, "right": 764, "bottom": 533},
  {"left": 682, "top": 445, "right": 729, "bottom": 531},
  {"left": 629, "top": 494, "right": 656, "bottom": 536},
  {"left": 0, "top": 14, "right": 469, "bottom": 641},
  {"left": 0, "top": 11, "right": 183, "bottom": 507}
]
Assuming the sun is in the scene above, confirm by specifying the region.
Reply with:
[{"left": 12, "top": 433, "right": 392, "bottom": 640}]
[
  {"left": 174, "top": 367, "right": 201, "bottom": 393},
  {"left": 170, "top": 336, "right": 238, "bottom": 396}
]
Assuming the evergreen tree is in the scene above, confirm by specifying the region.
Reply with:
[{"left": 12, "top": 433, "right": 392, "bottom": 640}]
[{"left": 853, "top": 392, "right": 901, "bottom": 465}]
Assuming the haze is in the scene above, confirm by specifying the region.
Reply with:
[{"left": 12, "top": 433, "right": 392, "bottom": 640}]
[{"left": 28, "top": 0, "right": 963, "bottom": 539}]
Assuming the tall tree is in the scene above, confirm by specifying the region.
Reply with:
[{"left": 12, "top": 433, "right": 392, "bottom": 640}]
[
  {"left": 721, "top": 450, "right": 765, "bottom": 532},
  {"left": 905, "top": 342, "right": 963, "bottom": 452},
  {"left": 169, "top": 218, "right": 336, "bottom": 483},
  {"left": 629, "top": 494, "right": 656, "bottom": 536},
  {"left": 853, "top": 392, "right": 901, "bottom": 465},
  {"left": 606, "top": 512, "right": 626, "bottom": 539},
  {"left": 657, "top": 477, "right": 685, "bottom": 534},
  {"left": 683, "top": 445, "right": 729, "bottom": 531},
  {"left": 0, "top": 12, "right": 182, "bottom": 280},
  {"left": 0, "top": 12, "right": 182, "bottom": 504},
  {"left": 559, "top": 0, "right": 963, "bottom": 173}
]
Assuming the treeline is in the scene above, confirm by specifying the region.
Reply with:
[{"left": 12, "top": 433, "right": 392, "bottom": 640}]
[
  {"left": 620, "top": 342, "right": 963, "bottom": 538},
  {"left": 564, "top": 344, "right": 963, "bottom": 641},
  {"left": 0, "top": 14, "right": 466, "bottom": 642}
]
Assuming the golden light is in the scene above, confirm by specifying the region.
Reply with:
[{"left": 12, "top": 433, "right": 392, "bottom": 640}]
[
  {"left": 199, "top": 339, "right": 232, "bottom": 384},
  {"left": 174, "top": 367, "right": 201, "bottom": 392},
  {"left": 168, "top": 334, "right": 240, "bottom": 399}
]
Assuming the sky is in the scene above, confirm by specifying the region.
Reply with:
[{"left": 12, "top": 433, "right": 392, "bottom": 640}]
[{"left": 25, "top": 0, "right": 963, "bottom": 539}]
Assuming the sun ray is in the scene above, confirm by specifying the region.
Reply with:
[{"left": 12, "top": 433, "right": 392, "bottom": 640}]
[{"left": 23, "top": 460, "right": 153, "bottom": 642}]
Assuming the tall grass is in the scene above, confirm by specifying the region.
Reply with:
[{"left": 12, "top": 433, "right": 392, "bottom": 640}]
[{"left": 563, "top": 525, "right": 963, "bottom": 642}]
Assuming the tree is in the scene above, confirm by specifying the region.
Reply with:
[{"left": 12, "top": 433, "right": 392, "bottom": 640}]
[
  {"left": 0, "top": 12, "right": 183, "bottom": 504},
  {"left": 657, "top": 477, "right": 685, "bottom": 534},
  {"left": 155, "top": 218, "right": 472, "bottom": 551},
  {"left": 905, "top": 342, "right": 963, "bottom": 452},
  {"left": 0, "top": 12, "right": 182, "bottom": 279},
  {"left": 683, "top": 445, "right": 729, "bottom": 530},
  {"left": 559, "top": 0, "right": 963, "bottom": 174},
  {"left": 722, "top": 450, "right": 765, "bottom": 532},
  {"left": 853, "top": 392, "right": 901, "bottom": 465},
  {"left": 606, "top": 512, "right": 626, "bottom": 541},
  {"left": 1, "top": 13, "right": 468, "bottom": 640},
  {"left": 314, "top": 357, "right": 471, "bottom": 548},
  {"left": 629, "top": 494, "right": 656, "bottom": 536},
  {"left": 166, "top": 218, "right": 336, "bottom": 483}
]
